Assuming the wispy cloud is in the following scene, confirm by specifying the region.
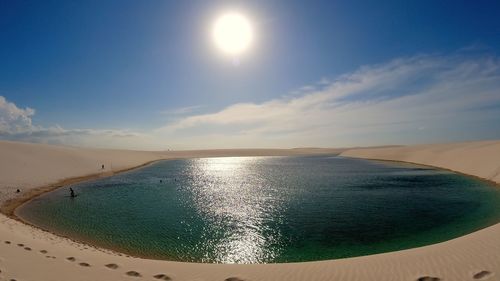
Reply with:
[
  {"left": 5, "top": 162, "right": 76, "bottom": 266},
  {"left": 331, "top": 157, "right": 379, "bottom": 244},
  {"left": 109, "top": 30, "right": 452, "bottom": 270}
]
[
  {"left": 159, "top": 105, "right": 204, "bottom": 116},
  {"left": 157, "top": 52, "right": 500, "bottom": 148}
]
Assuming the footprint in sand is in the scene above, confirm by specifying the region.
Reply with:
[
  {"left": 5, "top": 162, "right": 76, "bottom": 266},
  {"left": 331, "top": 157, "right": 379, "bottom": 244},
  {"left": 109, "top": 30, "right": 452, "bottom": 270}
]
[
  {"left": 79, "top": 262, "right": 91, "bottom": 267},
  {"left": 153, "top": 273, "right": 172, "bottom": 280},
  {"left": 40, "top": 250, "right": 48, "bottom": 254},
  {"left": 24, "top": 247, "right": 31, "bottom": 251},
  {"left": 225, "top": 278, "right": 245, "bottom": 281},
  {"left": 105, "top": 263, "right": 119, "bottom": 269},
  {"left": 66, "top": 257, "right": 76, "bottom": 262},
  {"left": 473, "top": 270, "right": 492, "bottom": 280},
  {"left": 16, "top": 243, "right": 24, "bottom": 247},
  {"left": 126, "top": 271, "right": 142, "bottom": 277},
  {"left": 417, "top": 277, "right": 441, "bottom": 281},
  {"left": 4, "top": 241, "right": 10, "bottom": 244}
]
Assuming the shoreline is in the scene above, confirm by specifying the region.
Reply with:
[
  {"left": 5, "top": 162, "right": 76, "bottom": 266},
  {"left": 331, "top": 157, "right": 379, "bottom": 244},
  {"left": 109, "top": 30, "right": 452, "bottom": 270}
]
[
  {"left": 340, "top": 140, "right": 500, "bottom": 185},
  {"left": 7, "top": 159, "right": 169, "bottom": 261},
  {"left": 9, "top": 155, "right": 500, "bottom": 265},
  {"left": 2, "top": 159, "right": 164, "bottom": 218},
  {"left": 347, "top": 157, "right": 500, "bottom": 188}
]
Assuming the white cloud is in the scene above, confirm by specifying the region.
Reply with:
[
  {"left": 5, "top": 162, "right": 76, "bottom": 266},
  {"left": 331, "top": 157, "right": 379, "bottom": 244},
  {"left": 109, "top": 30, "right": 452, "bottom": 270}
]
[
  {"left": 0, "top": 96, "right": 164, "bottom": 150},
  {"left": 0, "top": 96, "right": 36, "bottom": 135},
  {"left": 157, "top": 53, "right": 500, "bottom": 148}
]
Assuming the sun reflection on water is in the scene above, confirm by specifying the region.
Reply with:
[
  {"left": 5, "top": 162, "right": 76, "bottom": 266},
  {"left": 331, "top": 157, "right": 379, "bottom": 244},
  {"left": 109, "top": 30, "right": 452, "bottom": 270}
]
[{"left": 185, "top": 157, "right": 284, "bottom": 263}]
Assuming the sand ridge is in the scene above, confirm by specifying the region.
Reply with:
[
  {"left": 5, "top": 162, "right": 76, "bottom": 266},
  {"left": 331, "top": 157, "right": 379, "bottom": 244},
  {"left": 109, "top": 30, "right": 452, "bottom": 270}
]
[
  {"left": 341, "top": 140, "right": 500, "bottom": 184},
  {"left": 0, "top": 140, "right": 499, "bottom": 281}
]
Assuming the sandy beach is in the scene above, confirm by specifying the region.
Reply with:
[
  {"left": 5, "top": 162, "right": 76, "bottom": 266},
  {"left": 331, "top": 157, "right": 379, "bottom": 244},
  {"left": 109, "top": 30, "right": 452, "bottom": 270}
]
[{"left": 1, "top": 140, "right": 500, "bottom": 281}]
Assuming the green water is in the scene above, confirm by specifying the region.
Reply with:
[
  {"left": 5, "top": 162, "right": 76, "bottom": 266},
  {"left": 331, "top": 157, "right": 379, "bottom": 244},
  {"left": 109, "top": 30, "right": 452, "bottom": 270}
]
[{"left": 18, "top": 156, "right": 500, "bottom": 263}]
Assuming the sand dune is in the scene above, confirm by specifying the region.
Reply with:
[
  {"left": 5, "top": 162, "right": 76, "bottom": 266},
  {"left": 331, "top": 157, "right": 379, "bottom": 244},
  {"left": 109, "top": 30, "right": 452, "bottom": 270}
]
[
  {"left": 341, "top": 140, "right": 500, "bottom": 184},
  {"left": 0, "top": 140, "right": 499, "bottom": 281}
]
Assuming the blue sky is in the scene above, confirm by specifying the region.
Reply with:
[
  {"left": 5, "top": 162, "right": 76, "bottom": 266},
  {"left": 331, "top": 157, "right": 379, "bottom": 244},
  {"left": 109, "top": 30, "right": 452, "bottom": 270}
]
[{"left": 1, "top": 0, "right": 500, "bottom": 149}]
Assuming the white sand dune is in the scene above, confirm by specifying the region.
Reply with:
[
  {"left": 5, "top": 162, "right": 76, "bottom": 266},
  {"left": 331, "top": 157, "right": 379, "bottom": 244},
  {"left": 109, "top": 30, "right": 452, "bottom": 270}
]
[
  {"left": 0, "top": 140, "right": 499, "bottom": 281},
  {"left": 341, "top": 140, "right": 500, "bottom": 184}
]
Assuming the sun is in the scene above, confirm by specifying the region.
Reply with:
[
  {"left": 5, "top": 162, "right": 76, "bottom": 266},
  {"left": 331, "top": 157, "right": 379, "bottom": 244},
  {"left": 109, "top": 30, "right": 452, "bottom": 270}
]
[{"left": 212, "top": 12, "right": 254, "bottom": 56}]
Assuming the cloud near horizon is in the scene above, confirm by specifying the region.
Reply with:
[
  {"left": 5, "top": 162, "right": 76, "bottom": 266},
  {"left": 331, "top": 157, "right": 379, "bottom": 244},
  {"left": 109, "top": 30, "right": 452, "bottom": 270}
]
[
  {"left": 156, "top": 52, "right": 500, "bottom": 148},
  {"left": 0, "top": 96, "right": 155, "bottom": 149},
  {"left": 1, "top": 51, "right": 500, "bottom": 150}
]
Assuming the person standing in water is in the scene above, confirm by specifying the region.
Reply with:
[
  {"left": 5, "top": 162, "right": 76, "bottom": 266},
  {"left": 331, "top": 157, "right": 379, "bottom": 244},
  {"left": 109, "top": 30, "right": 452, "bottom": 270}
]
[{"left": 70, "top": 187, "right": 76, "bottom": 198}]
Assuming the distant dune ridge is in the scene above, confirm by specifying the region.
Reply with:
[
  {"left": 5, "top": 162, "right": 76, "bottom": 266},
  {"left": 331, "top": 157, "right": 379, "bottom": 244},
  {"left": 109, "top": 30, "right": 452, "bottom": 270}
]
[
  {"left": 0, "top": 140, "right": 499, "bottom": 281},
  {"left": 341, "top": 140, "right": 500, "bottom": 184}
]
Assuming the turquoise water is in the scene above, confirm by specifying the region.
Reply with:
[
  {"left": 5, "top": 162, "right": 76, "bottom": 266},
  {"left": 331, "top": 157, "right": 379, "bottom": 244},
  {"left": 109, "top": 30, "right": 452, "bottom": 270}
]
[{"left": 18, "top": 156, "right": 500, "bottom": 263}]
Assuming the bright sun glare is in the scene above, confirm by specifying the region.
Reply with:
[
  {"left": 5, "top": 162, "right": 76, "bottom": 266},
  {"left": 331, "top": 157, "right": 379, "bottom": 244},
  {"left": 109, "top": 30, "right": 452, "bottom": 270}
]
[{"left": 212, "top": 12, "right": 253, "bottom": 56}]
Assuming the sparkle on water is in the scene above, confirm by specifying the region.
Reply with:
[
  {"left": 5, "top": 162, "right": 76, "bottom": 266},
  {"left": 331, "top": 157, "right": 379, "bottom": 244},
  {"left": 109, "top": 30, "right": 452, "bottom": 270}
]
[{"left": 18, "top": 156, "right": 500, "bottom": 263}]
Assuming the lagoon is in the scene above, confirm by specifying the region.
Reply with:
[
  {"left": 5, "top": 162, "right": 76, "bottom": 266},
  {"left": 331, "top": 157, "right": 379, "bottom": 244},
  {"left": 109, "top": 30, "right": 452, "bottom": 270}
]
[{"left": 17, "top": 156, "right": 500, "bottom": 263}]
